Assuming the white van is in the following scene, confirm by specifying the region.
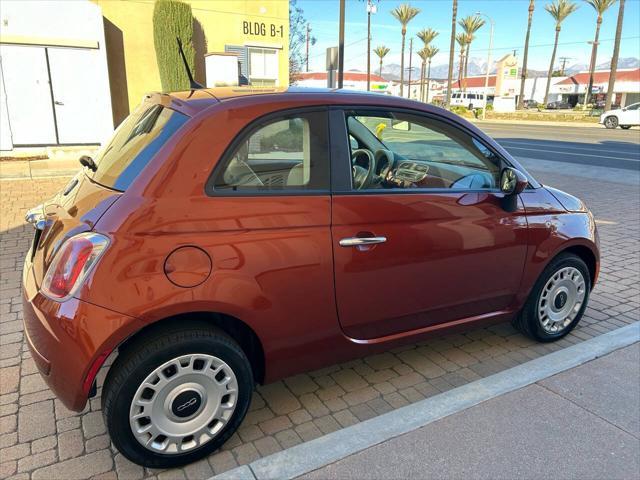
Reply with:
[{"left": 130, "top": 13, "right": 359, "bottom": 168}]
[{"left": 450, "top": 92, "right": 485, "bottom": 109}]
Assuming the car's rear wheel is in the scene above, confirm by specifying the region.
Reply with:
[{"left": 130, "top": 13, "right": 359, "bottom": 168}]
[
  {"left": 620, "top": 125, "right": 631, "bottom": 130},
  {"left": 102, "top": 325, "right": 253, "bottom": 468},
  {"left": 512, "top": 253, "right": 590, "bottom": 342},
  {"left": 604, "top": 116, "right": 619, "bottom": 129}
]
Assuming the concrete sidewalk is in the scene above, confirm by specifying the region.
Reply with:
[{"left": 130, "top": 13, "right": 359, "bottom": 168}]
[{"left": 303, "top": 343, "right": 640, "bottom": 479}]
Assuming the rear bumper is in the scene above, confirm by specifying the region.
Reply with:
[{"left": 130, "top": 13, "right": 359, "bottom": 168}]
[{"left": 22, "top": 258, "right": 139, "bottom": 411}]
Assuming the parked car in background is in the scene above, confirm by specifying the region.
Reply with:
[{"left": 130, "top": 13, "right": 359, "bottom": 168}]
[
  {"left": 523, "top": 99, "right": 538, "bottom": 109},
  {"left": 594, "top": 99, "right": 620, "bottom": 110},
  {"left": 600, "top": 102, "right": 639, "bottom": 129},
  {"left": 450, "top": 92, "right": 486, "bottom": 109},
  {"left": 546, "top": 100, "right": 572, "bottom": 110},
  {"left": 22, "top": 87, "right": 599, "bottom": 468}
]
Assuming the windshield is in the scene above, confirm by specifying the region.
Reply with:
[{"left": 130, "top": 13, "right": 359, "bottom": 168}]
[{"left": 89, "top": 104, "right": 189, "bottom": 191}]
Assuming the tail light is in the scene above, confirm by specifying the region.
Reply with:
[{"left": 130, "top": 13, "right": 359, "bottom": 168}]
[{"left": 41, "top": 233, "right": 109, "bottom": 301}]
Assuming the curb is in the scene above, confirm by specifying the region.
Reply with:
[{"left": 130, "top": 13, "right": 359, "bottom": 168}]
[
  {"left": 211, "top": 322, "right": 640, "bottom": 480},
  {"left": 470, "top": 119, "right": 604, "bottom": 128}
]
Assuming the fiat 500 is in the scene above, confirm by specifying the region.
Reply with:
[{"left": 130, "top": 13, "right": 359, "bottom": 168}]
[{"left": 22, "top": 87, "right": 599, "bottom": 467}]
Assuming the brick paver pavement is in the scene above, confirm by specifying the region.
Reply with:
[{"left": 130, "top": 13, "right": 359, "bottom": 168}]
[{"left": 1, "top": 168, "right": 638, "bottom": 480}]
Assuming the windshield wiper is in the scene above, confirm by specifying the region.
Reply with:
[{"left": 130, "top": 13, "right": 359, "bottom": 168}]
[{"left": 79, "top": 155, "right": 98, "bottom": 172}]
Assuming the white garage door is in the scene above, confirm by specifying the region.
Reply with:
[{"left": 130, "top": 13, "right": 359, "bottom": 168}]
[
  {"left": 0, "top": 45, "right": 57, "bottom": 145},
  {"left": 48, "top": 47, "right": 106, "bottom": 144}
]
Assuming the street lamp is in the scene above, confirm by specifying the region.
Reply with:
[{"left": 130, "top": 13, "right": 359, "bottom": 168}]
[
  {"left": 365, "top": 0, "right": 378, "bottom": 91},
  {"left": 476, "top": 11, "right": 494, "bottom": 121}
]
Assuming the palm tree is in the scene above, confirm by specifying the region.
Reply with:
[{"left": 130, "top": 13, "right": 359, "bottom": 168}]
[
  {"left": 455, "top": 32, "right": 470, "bottom": 89},
  {"left": 424, "top": 45, "right": 440, "bottom": 103},
  {"left": 445, "top": 0, "right": 458, "bottom": 107},
  {"left": 416, "top": 27, "right": 439, "bottom": 47},
  {"left": 416, "top": 28, "right": 439, "bottom": 102},
  {"left": 417, "top": 47, "right": 429, "bottom": 101},
  {"left": 605, "top": 0, "right": 625, "bottom": 110},
  {"left": 543, "top": 0, "right": 579, "bottom": 105},
  {"left": 458, "top": 15, "right": 485, "bottom": 91},
  {"left": 517, "top": 0, "right": 536, "bottom": 110},
  {"left": 374, "top": 45, "right": 391, "bottom": 77},
  {"left": 584, "top": 0, "right": 618, "bottom": 107},
  {"left": 391, "top": 4, "right": 421, "bottom": 96}
]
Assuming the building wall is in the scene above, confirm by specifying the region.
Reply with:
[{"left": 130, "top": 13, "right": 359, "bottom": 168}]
[{"left": 95, "top": 0, "right": 289, "bottom": 124}]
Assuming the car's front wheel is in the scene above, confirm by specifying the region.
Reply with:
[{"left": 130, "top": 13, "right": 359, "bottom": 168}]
[
  {"left": 102, "top": 325, "right": 253, "bottom": 468},
  {"left": 604, "top": 116, "right": 619, "bottom": 129},
  {"left": 513, "top": 253, "right": 590, "bottom": 342}
]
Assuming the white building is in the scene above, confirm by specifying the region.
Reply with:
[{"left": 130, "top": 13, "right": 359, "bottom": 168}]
[
  {"left": 0, "top": 1, "right": 113, "bottom": 150},
  {"left": 295, "top": 71, "right": 390, "bottom": 93}
]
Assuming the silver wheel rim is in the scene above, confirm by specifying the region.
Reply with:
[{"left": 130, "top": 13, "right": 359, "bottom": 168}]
[
  {"left": 129, "top": 354, "right": 238, "bottom": 454},
  {"left": 538, "top": 266, "right": 586, "bottom": 334}
]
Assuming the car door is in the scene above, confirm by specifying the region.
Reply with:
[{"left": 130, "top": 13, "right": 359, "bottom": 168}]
[
  {"left": 621, "top": 102, "right": 640, "bottom": 125},
  {"left": 329, "top": 108, "right": 528, "bottom": 340}
]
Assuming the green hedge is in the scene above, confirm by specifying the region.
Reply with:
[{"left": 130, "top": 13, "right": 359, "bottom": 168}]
[{"left": 153, "top": 0, "right": 195, "bottom": 92}]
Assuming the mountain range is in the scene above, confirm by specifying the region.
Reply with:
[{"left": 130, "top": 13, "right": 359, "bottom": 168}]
[{"left": 374, "top": 57, "right": 639, "bottom": 81}]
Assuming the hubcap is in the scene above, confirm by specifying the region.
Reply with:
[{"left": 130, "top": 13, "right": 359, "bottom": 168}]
[
  {"left": 538, "top": 266, "right": 586, "bottom": 334},
  {"left": 129, "top": 354, "right": 238, "bottom": 455}
]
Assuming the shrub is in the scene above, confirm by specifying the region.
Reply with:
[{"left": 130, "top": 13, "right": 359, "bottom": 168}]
[
  {"left": 485, "top": 104, "right": 494, "bottom": 111},
  {"left": 450, "top": 106, "right": 469, "bottom": 115},
  {"left": 153, "top": 0, "right": 195, "bottom": 92}
]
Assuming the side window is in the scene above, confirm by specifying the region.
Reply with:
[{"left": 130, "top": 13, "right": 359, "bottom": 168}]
[
  {"left": 345, "top": 111, "right": 502, "bottom": 191},
  {"left": 211, "top": 111, "right": 329, "bottom": 193}
]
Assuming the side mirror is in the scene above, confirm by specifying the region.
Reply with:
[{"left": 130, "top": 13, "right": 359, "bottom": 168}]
[{"left": 500, "top": 167, "right": 528, "bottom": 195}]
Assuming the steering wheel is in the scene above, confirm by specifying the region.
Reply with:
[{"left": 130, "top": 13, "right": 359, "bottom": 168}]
[
  {"left": 374, "top": 149, "right": 395, "bottom": 179},
  {"left": 351, "top": 149, "right": 376, "bottom": 190}
]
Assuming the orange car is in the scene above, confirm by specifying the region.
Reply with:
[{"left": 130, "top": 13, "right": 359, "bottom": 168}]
[{"left": 23, "top": 87, "right": 599, "bottom": 467}]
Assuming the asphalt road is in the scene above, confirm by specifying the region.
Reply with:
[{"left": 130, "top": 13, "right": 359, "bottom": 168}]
[{"left": 475, "top": 122, "right": 640, "bottom": 171}]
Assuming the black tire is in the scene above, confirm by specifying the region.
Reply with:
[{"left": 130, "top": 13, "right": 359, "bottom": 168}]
[
  {"left": 604, "top": 116, "right": 618, "bottom": 129},
  {"left": 512, "top": 253, "right": 591, "bottom": 342},
  {"left": 102, "top": 324, "right": 254, "bottom": 468},
  {"left": 620, "top": 125, "right": 631, "bottom": 130}
]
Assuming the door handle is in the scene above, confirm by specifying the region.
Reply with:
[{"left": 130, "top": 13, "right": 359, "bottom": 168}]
[
  {"left": 339, "top": 236, "right": 387, "bottom": 247},
  {"left": 54, "top": 101, "right": 64, "bottom": 106}
]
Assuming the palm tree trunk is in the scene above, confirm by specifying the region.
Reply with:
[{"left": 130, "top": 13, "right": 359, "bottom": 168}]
[
  {"left": 518, "top": 0, "right": 535, "bottom": 110},
  {"left": 605, "top": 0, "right": 625, "bottom": 110},
  {"left": 379, "top": 58, "right": 383, "bottom": 77},
  {"left": 445, "top": 0, "right": 458, "bottom": 107},
  {"left": 400, "top": 28, "right": 406, "bottom": 96},
  {"left": 543, "top": 27, "right": 561, "bottom": 106},
  {"left": 463, "top": 43, "right": 471, "bottom": 92},
  {"left": 426, "top": 60, "right": 432, "bottom": 103},
  {"left": 458, "top": 48, "right": 465, "bottom": 84},
  {"left": 420, "top": 61, "right": 425, "bottom": 101},
  {"left": 585, "top": 17, "right": 602, "bottom": 107}
]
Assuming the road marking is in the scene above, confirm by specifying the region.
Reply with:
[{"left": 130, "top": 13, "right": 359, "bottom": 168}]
[
  {"left": 503, "top": 145, "right": 640, "bottom": 162},
  {"left": 210, "top": 322, "right": 640, "bottom": 480},
  {"left": 595, "top": 219, "right": 618, "bottom": 225}
]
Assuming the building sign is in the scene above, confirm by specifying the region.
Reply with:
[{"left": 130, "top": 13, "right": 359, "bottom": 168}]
[
  {"left": 243, "top": 21, "right": 284, "bottom": 38},
  {"left": 371, "top": 84, "right": 387, "bottom": 91}
]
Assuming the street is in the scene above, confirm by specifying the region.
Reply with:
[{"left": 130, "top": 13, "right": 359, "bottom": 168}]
[
  {"left": 476, "top": 121, "right": 640, "bottom": 170},
  {"left": 0, "top": 122, "right": 638, "bottom": 480}
]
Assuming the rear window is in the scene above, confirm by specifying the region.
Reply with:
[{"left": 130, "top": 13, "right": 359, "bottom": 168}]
[{"left": 90, "top": 104, "right": 189, "bottom": 191}]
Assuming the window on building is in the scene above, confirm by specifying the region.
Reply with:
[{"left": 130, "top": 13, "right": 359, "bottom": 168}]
[{"left": 248, "top": 48, "right": 278, "bottom": 86}]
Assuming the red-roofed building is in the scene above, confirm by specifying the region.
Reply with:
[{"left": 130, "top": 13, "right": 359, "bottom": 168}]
[{"left": 555, "top": 68, "right": 640, "bottom": 107}]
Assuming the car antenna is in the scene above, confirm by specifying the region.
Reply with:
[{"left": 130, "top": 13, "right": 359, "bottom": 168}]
[{"left": 176, "top": 37, "right": 204, "bottom": 90}]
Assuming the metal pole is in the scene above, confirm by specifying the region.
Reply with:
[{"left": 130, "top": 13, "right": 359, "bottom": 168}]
[
  {"left": 477, "top": 13, "right": 494, "bottom": 121},
  {"left": 306, "top": 24, "right": 310, "bottom": 72},
  {"left": 338, "top": 0, "right": 345, "bottom": 88},
  {"left": 367, "top": 5, "right": 371, "bottom": 91}
]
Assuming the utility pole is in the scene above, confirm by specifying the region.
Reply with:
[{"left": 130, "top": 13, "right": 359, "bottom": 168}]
[
  {"left": 305, "top": 23, "right": 311, "bottom": 72},
  {"left": 338, "top": 0, "right": 345, "bottom": 88},
  {"left": 365, "top": 1, "right": 378, "bottom": 91},
  {"left": 477, "top": 12, "right": 494, "bottom": 121},
  {"left": 559, "top": 56, "right": 571, "bottom": 76},
  {"left": 605, "top": 0, "right": 625, "bottom": 111},
  {"left": 407, "top": 38, "right": 413, "bottom": 98}
]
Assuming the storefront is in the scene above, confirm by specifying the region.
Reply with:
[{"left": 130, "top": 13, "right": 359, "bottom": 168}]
[{"left": 96, "top": 0, "right": 289, "bottom": 125}]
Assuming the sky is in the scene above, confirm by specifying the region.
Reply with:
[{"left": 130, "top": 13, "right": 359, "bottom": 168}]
[{"left": 297, "top": 0, "right": 640, "bottom": 74}]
